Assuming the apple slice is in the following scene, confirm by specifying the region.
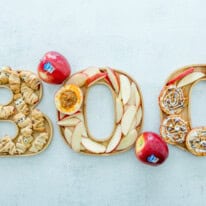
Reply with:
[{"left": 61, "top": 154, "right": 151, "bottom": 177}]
[
  {"left": 106, "top": 125, "right": 122, "bottom": 153},
  {"left": 83, "top": 66, "right": 100, "bottom": 77},
  {"left": 86, "top": 72, "right": 107, "bottom": 87},
  {"left": 80, "top": 144, "right": 86, "bottom": 151},
  {"left": 64, "top": 127, "right": 72, "bottom": 144},
  {"left": 132, "top": 83, "right": 140, "bottom": 107},
  {"left": 104, "top": 75, "right": 112, "bottom": 86},
  {"left": 121, "top": 105, "right": 137, "bottom": 135},
  {"left": 177, "top": 72, "right": 205, "bottom": 87},
  {"left": 81, "top": 137, "right": 106, "bottom": 153},
  {"left": 68, "top": 112, "right": 84, "bottom": 121},
  {"left": 66, "top": 72, "right": 87, "bottom": 87},
  {"left": 58, "top": 111, "right": 67, "bottom": 121},
  {"left": 166, "top": 67, "right": 194, "bottom": 86},
  {"left": 116, "top": 97, "right": 123, "bottom": 123},
  {"left": 127, "top": 85, "right": 135, "bottom": 105},
  {"left": 117, "top": 129, "right": 137, "bottom": 150},
  {"left": 129, "top": 112, "right": 138, "bottom": 131},
  {"left": 127, "top": 83, "right": 140, "bottom": 107},
  {"left": 106, "top": 68, "right": 119, "bottom": 93},
  {"left": 119, "top": 75, "right": 131, "bottom": 104},
  {"left": 135, "top": 107, "right": 143, "bottom": 127},
  {"left": 57, "top": 117, "right": 80, "bottom": 126},
  {"left": 71, "top": 122, "right": 84, "bottom": 152}
]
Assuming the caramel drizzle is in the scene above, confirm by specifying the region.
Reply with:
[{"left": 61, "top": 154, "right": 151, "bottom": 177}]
[
  {"left": 189, "top": 130, "right": 206, "bottom": 152},
  {"left": 161, "top": 86, "right": 185, "bottom": 114},
  {"left": 161, "top": 116, "right": 188, "bottom": 143}
]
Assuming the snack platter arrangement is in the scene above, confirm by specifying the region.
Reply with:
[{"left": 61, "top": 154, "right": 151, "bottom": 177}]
[
  {"left": 5, "top": 50, "right": 206, "bottom": 165},
  {"left": 159, "top": 65, "right": 206, "bottom": 156},
  {"left": 56, "top": 67, "right": 143, "bottom": 156},
  {"left": 0, "top": 67, "right": 52, "bottom": 156}
]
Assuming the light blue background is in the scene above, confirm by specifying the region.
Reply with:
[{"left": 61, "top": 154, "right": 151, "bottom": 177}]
[{"left": 0, "top": 0, "right": 206, "bottom": 205}]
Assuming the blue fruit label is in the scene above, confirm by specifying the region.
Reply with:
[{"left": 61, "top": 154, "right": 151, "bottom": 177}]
[
  {"left": 147, "top": 154, "right": 159, "bottom": 163},
  {"left": 43, "top": 62, "right": 54, "bottom": 73}
]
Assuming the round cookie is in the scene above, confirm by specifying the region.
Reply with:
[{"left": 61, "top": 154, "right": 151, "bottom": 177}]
[
  {"left": 159, "top": 65, "right": 206, "bottom": 156},
  {"left": 55, "top": 66, "right": 143, "bottom": 155},
  {"left": 0, "top": 66, "right": 53, "bottom": 156}
]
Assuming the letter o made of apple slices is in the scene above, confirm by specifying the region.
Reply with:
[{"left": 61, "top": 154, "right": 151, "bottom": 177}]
[
  {"left": 159, "top": 64, "right": 206, "bottom": 156},
  {"left": 55, "top": 67, "right": 144, "bottom": 156},
  {"left": 0, "top": 67, "right": 53, "bottom": 157}
]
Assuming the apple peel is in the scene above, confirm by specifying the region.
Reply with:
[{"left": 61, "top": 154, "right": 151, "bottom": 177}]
[
  {"left": 166, "top": 67, "right": 194, "bottom": 86},
  {"left": 86, "top": 72, "right": 107, "bottom": 87},
  {"left": 177, "top": 71, "right": 205, "bottom": 87}
]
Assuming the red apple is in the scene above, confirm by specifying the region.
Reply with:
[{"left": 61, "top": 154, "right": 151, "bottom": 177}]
[
  {"left": 135, "top": 132, "right": 169, "bottom": 166},
  {"left": 38, "top": 51, "right": 71, "bottom": 84}
]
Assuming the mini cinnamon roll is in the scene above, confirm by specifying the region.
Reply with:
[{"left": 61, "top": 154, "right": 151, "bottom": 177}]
[
  {"left": 160, "top": 115, "right": 189, "bottom": 144},
  {"left": 159, "top": 85, "right": 185, "bottom": 115}
]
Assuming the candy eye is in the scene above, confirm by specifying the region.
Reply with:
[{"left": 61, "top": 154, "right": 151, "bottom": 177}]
[
  {"left": 19, "top": 117, "right": 25, "bottom": 123},
  {"left": 23, "top": 138, "right": 28, "bottom": 143}
]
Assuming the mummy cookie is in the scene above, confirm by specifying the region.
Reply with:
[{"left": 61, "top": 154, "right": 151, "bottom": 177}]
[
  {"left": 0, "top": 67, "right": 53, "bottom": 156},
  {"left": 159, "top": 65, "right": 206, "bottom": 156},
  {"left": 55, "top": 67, "right": 143, "bottom": 156}
]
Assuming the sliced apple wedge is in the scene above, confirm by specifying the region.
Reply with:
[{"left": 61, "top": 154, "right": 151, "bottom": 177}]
[
  {"left": 58, "top": 111, "right": 67, "bottom": 121},
  {"left": 106, "top": 125, "right": 122, "bottom": 153},
  {"left": 81, "top": 137, "right": 106, "bottom": 153},
  {"left": 66, "top": 73, "right": 87, "bottom": 87},
  {"left": 119, "top": 75, "right": 131, "bottom": 104},
  {"left": 67, "top": 112, "right": 84, "bottom": 121},
  {"left": 166, "top": 67, "right": 194, "bottom": 85},
  {"left": 64, "top": 127, "right": 72, "bottom": 144},
  {"left": 104, "top": 75, "right": 112, "bottom": 86},
  {"left": 71, "top": 122, "right": 84, "bottom": 152},
  {"left": 177, "top": 72, "right": 205, "bottom": 87},
  {"left": 135, "top": 107, "right": 143, "bottom": 127},
  {"left": 133, "top": 83, "right": 140, "bottom": 107},
  {"left": 83, "top": 66, "right": 100, "bottom": 77},
  {"left": 106, "top": 68, "right": 119, "bottom": 93},
  {"left": 127, "top": 83, "right": 140, "bottom": 107},
  {"left": 86, "top": 72, "right": 107, "bottom": 87},
  {"left": 80, "top": 144, "right": 86, "bottom": 151},
  {"left": 116, "top": 97, "right": 123, "bottom": 123},
  {"left": 117, "top": 129, "right": 137, "bottom": 150},
  {"left": 71, "top": 112, "right": 84, "bottom": 121},
  {"left": 57, "top": 117, "right": 80, "bottom": 126},
  {"left": 129, "top": 113, "right": 138, "bottom": 130},
  {"left": 127, "top": 86, "right": 135, "bottom": 105},
  {"left": 121, "top": 105, "right": 137, "bottom": 135}
]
